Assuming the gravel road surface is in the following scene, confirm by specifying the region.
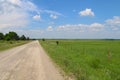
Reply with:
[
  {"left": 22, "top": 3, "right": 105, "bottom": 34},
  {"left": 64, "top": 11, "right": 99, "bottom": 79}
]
[{"left": 0, "top": 41, "right": 64, "bottom": 80}]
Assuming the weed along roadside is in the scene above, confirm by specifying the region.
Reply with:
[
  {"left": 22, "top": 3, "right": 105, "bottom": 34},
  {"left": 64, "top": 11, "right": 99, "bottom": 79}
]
[{"left": 40, "top": 40, "right": 120, "bottom": 80}]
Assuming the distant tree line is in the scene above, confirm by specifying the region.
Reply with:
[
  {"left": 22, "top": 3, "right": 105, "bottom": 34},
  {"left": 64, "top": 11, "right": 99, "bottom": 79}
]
[{"left": 0, "top": 31, "right": 29, "bottom": 41}]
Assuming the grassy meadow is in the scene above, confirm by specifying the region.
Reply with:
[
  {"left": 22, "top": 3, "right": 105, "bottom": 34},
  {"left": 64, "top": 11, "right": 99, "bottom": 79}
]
[
  {"left": 0, "top": 40, "right": 30, "bottom": 51},
  {"left": 40, "top": 40, "right": 120, "bottom": 80}
]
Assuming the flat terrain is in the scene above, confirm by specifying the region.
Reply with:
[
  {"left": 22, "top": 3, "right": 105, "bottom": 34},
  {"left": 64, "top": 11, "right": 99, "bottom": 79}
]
[
  {"left": 0, "top": 40, "right": 29, "bottom": 51},
  {"left": 0, "top": 41, "right": 64, "bottom": 80},
  {"left": 40, "top": 40, "right": 120, "bottom": 80}
]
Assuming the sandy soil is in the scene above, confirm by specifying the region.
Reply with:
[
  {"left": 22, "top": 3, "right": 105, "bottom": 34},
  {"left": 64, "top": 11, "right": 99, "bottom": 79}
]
[{"left": 0, "top": 41, "right": 65, "bottom": 80}]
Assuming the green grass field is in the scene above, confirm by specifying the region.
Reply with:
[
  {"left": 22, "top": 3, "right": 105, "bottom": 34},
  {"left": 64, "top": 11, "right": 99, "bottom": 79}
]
[
  {"left": 0, "top": 40, "right": 30, "bottom": 51},
  {"left": 40, "top": 40, "right": 120, "bottom": 80}
]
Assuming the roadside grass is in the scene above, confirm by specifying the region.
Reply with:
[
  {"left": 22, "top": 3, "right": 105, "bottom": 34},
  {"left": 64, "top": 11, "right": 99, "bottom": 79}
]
[
  {"left": 0, "top": 40, "right": 30, "bottom": 51},
  {"left": 40, "top": 40, "right": 120, "bottom": 80}
]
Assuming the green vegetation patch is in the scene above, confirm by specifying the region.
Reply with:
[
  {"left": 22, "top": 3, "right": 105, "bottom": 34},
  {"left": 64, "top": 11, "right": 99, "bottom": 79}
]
[
  {"left": 0, "top": 40, "right": 30, "bottom": 51},
  {"left": 40, "top": 40, "right": 120, "bottom": 80}
]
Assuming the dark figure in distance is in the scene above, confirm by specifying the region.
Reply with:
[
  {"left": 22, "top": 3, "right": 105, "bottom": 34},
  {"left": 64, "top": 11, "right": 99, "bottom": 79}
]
[{"left": 56, "top": 41, "right": 59, "bottom": 45}]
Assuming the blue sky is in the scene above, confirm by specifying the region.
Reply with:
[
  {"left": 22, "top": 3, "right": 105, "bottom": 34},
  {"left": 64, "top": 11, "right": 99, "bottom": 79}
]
[{"left": 0, "top": 0, "right": 120, "bottom": 39}]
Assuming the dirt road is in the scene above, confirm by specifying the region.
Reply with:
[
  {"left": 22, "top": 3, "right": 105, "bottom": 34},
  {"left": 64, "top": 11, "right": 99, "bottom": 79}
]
[{"left": 0, "top": 41, "right": 64, "bottom": 80}]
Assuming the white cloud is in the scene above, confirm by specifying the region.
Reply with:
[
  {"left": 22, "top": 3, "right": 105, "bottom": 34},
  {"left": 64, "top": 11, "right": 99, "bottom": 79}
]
[
  {"left": 43, "top": 10, "right": 63, "bottom": 19},
  {"left": 33, "top": 15, "right": 41, "bottom": 20},
  {"left": 44, "top": 10, "right": 62, "bottom": 16},
  {"left": 56, "top": 16, "right": 120, "bottom": 33},
  {"left": 21, "top": 16, "right": 120, "bottom": 39},
  {"left": 90, "top": 23, "right": 104, "bottom": 31},
  {"left": 79, "top": 8, "right": 95, "bottom": 16},
  {"left": 106, "top": 16, "right": 120, "bottom": 30},
  {"left": 0, "top": 0, "right": 30, "bottom": 29},
  {"left": 57, "top": 24, "right": 87, "bottom": 32},
  {"left": 106, "top": 16, "right": 120, "bottom": 25},
  {"left": 0, "top": 0, "right": 63, "bottom": 30},
  {"left": 47, "top": 26, "right": 53, "bottom": 31},
  {"left": 0, "top": 12, "right": 28, "bottom": 28},
  {"left": 57, "top": 23, "right": 104, "bottom": 32},
  {"left": 50, "top": 14, "right": 58, "bottom": 19},
  {"left": 7, "top": 0, "right": 21, "bottom": 6},
  {"left": 0, "top": 0, "right": 38, "bottom": 29}
]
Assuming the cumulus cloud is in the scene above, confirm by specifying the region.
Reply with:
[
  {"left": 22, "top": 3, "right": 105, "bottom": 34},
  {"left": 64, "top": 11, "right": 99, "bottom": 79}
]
[
  {"left": 106, "top": 16, "right": 120, "bottom": 25},
  {"left": 57, "top": 23, "right": 104, "bottom": 32},
  {"left": 0, "top": 12, "right": 28, "bottom": 28},
  {"left": 57, "top": 24, "right": 87, "bottom": 32},
  {"left": 33, "top": 15, "right": 41, "bottom": 20},
  {"left": 0, "top": 0, "right": 38, "bottom": 29},
  {"left": 79, "top": 8, "right": 95, "bottom": 16},
  {"left": 106, "top": 16, "right": 120, "bottom": 30},
  {"left": 90, "top": 23, "right": 104, "bottom": 31},
  {"left": 56, "top": 16, "right": 120, "bottom": 32}
]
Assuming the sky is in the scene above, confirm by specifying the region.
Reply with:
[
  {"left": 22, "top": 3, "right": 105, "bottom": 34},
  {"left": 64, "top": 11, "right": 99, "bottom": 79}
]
[{"left": 0, "top": 0, "right": 120, "bottom": 39}]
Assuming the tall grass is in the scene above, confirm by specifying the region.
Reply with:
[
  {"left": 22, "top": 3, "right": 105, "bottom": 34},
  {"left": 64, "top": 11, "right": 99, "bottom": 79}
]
[{"left": 40, "top": 40, "right": 120, "bottom": 80}]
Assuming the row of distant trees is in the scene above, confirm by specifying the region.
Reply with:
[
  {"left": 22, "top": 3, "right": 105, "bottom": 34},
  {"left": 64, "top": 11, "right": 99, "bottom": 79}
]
[{"left": 0, "top": 31, "right": 29, "bottom": 41}]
